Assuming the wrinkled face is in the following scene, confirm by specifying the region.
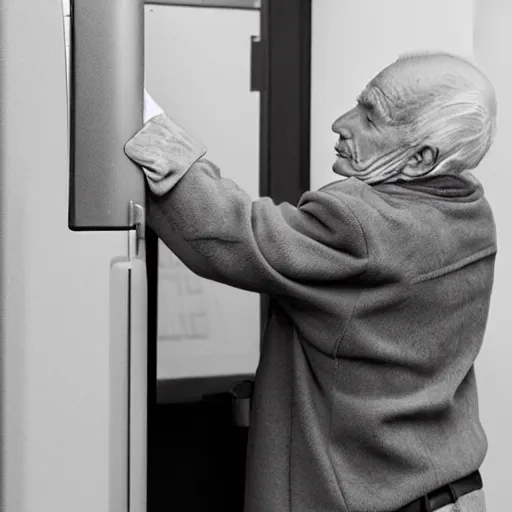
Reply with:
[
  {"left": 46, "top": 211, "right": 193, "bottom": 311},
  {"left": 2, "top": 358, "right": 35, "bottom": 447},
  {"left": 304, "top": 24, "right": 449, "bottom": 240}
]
[
  {"left": 332, "top": 54, "right": 495, "bottom": 181},
  {"left": 331, "top": 71, "right": 414, "bottom": 180}
]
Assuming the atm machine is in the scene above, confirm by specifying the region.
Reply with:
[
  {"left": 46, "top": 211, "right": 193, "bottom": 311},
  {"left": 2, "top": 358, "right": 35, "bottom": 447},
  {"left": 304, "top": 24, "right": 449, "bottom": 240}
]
[{"left": 0, "top": 0, "right": 310, "bottom": 511}]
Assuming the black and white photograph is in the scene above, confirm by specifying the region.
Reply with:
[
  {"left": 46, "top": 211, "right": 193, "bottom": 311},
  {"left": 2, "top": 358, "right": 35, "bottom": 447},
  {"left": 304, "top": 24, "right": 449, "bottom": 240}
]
[{"left": 0, "top": 1, "right": 509, "bottom": 511}]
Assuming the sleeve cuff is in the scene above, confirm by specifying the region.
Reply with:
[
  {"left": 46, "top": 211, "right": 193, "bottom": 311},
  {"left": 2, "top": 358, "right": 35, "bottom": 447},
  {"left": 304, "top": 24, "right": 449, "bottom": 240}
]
[{"left": 124, "top": 113, "right": 207, "bottom": 196}]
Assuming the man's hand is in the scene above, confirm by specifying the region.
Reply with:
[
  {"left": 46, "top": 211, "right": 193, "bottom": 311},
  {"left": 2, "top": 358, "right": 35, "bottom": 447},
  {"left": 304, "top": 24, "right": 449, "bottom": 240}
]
[
  {"left": 126, "top": 90, "right": 207, "bottom": 196},
  {"left": 143, "top": 89, "right": 165, "bottom": 124}
]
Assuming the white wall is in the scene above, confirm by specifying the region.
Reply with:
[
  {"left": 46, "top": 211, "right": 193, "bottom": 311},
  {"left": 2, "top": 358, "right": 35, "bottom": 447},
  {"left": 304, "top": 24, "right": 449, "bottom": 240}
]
[
  {"left": 473, "top": 1, "right": 512, "bottom": 508},
  {"left": 311, "top": 1, "right": 510, "bottom": 509}
]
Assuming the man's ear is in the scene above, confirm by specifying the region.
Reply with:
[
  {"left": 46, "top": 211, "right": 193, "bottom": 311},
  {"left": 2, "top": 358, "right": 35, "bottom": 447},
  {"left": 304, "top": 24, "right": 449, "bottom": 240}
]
[{"left": 401, "top": 146, "right": 439, "bottom": 178}]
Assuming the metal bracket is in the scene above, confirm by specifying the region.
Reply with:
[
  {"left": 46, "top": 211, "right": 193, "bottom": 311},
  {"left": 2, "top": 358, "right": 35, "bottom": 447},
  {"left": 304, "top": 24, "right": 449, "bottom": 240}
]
[
  {"left": 250, "top": 35, "right": 265, "bottom": 92},
  {"left": 129, "top": 201, "right": 146, "bottom": 260}
]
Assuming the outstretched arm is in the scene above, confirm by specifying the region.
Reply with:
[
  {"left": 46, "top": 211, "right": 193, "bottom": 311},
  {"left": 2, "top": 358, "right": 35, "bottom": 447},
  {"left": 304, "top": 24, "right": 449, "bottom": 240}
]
[{"left": 124, "top": 92, "right": 368, "bottom": 299}]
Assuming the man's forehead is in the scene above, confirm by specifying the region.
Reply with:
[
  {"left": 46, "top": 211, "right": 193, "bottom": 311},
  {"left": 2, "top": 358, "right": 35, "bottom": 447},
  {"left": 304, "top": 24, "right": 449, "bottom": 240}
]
[{"left": 357, "top": 84, "right": 392, "bottom": 120}]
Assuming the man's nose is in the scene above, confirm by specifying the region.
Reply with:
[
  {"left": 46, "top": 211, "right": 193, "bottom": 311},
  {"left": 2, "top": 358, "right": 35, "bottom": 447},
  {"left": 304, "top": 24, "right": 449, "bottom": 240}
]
[{"left": 332, "top": 108, "right": 356, "bottom": 138}]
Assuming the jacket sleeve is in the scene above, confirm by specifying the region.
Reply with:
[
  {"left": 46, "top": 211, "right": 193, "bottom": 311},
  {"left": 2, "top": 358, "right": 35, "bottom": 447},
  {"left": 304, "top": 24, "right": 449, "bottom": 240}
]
[{"left": 125, "top": 115, "right": 368, "bottom": 299}]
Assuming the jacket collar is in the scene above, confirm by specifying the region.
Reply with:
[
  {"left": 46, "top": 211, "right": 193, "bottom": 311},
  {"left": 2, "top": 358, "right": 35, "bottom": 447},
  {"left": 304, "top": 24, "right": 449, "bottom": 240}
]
[{"left": 376, "top": 172, "right": 481, "bottom": 199}]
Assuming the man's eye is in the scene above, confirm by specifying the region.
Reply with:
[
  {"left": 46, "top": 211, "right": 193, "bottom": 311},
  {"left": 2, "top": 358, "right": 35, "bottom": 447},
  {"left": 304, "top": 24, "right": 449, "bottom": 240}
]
[{"left": 366, "top": 115, "right": 374, "bottom": 126}]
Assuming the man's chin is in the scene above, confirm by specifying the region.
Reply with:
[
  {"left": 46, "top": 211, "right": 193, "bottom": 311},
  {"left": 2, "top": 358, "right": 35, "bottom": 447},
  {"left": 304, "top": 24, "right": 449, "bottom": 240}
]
[{"left": 333, "top": 157, "right": 360, "bottom": 178}]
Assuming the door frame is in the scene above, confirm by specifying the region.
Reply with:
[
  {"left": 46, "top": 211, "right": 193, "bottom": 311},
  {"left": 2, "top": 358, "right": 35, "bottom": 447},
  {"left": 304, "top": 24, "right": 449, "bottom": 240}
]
[
  {"left": 259, "top": 0, "right": 311, "bottom": 205},
  {"left": 259, "top": 0, "right": 312, "bottom": 343}
]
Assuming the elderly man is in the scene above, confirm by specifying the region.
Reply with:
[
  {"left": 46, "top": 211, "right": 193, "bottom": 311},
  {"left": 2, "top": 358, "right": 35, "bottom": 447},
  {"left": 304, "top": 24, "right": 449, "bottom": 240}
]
[{"left": 125, "top": 51, "right": 497, "bottom": 512}]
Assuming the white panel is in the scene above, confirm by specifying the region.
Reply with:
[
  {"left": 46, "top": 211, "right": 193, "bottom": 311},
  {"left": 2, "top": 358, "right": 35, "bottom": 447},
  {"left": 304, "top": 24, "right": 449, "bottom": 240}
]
[
  {"left": 1, "top": 1, "right": 133, "bottom": 510},
  {"left": 144, "top": 5, "right": 261, "bottom": 380},
  {"left": 473, "top": 1, "right": 512, "bottom": 510},
  {"left": 128, "top": 259, "right": 148, "bottom": 512},
  {"left": 109, "top": 262, "right": 130, "bottom": 512},
  {"left": 310, "top": 0, "right": 474, "bottom": 191}
]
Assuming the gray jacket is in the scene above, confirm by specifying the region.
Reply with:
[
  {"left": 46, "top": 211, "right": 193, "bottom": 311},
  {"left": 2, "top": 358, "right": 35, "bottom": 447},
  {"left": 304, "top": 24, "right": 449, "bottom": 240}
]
[{"left": 125, "top": 114, "right": 497, "bottom": 512}]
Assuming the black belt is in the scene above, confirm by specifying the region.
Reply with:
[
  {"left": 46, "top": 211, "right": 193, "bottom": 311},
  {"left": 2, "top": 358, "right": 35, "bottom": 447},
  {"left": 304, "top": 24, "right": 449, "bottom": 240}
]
[{"left": 395, "top": 470, "right": 483, "bottom": 512}]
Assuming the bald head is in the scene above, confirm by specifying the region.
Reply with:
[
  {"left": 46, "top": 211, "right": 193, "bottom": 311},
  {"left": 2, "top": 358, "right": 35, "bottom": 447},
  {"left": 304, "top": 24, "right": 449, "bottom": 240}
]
[
  {"left": 367, "top": 51, "right": 497, "bottom": 175},
  {"left": 331, "top": 51, "right": 497, "bottom": 184}
]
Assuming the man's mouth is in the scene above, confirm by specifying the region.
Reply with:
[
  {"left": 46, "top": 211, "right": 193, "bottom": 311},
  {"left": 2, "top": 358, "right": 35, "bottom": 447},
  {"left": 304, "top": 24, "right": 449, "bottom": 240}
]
[{"left": 334, "top": 146, "right": 350, "bottom": 159}]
